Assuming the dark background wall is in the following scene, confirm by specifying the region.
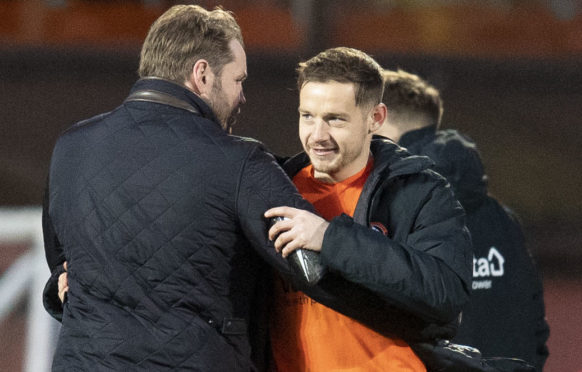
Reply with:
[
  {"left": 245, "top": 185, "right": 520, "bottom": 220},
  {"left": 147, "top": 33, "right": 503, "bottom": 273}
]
[
  {"left": 1, "top": 1, "right": 581, "bottom": 370},
  {"left": 2, "top": 47, "right": 580, "bottom": 274}
]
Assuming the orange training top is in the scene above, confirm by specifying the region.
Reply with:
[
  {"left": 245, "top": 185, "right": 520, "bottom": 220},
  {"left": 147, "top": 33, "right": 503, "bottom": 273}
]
[{"left": 270, "top": 159, "right": 426, "bottom": 372}]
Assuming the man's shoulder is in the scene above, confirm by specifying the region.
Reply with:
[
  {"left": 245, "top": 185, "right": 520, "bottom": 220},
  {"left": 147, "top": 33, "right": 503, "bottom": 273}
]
[
  {"left": 228, "top": 135, "right": 266, "bottom": 148},
  {"left": 54, "top": 110, "right": 117, "bottom": 150},
  {"left": 62, "top": 112, "right": 112, "bottom": 135},
  {"left": 221, "top": 135, "right": 275, "bottom": 159},
  {"left": 219, "top": 136, "right": 288, "bottom": 177},
  {"left": 372, "top": 139, "right": 462, "bottom": 200}
]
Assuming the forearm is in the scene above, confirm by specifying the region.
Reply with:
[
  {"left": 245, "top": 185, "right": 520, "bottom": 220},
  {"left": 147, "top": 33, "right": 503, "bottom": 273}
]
[
  {"left": 320, "top": 215, "right": 470, "bottom": 323},
  {"left": 300, "top": 271, "right": 459, "bottom": 342},
  {"left": 237, "top": 145, "right": 321, "bottom": 285}
]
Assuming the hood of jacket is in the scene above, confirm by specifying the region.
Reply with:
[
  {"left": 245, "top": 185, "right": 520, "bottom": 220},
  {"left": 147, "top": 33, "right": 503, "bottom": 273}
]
[{"left": 399, "top": 125, "right": 488, "bottom": 212}]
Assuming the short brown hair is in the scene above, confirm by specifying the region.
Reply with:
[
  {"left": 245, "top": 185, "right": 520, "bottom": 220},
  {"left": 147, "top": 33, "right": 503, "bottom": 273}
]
[
  {"left": 138, "top": 5, "right": 244, "bottom": 83},
  {"left": 382, "top": 69, "right": 443, "bottom": 126},
  {"left": 297, "top": 47, "right": 384, "bottom": 110}
]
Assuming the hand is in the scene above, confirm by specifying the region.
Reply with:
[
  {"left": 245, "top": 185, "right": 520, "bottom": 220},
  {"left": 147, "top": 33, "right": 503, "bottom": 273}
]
[
  {"left": 58, "top": 261, "right": 69, "bottom": 304},
  {"left": 264, "top": 207, "right": 329, "bottom": 258}
]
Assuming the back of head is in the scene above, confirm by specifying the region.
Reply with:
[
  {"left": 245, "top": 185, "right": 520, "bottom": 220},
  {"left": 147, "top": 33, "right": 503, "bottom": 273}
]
[
  {"left": 382, "top": 69, "right": 443, "bottom": 131},
  {"left": 138, "top": 5, "right": 244, "bottom": 84},
  {"left": 297, "top": 47, "right": 384, "bottom": 110}
]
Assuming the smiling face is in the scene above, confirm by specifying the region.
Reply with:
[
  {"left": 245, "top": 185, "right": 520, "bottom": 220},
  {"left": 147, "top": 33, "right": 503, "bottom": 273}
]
[
  {"left": 299, "top": 80, "right": 380, "bottom": 183},
  {"left": 207, "top": 39, "right": 247, "bottom": 131}
]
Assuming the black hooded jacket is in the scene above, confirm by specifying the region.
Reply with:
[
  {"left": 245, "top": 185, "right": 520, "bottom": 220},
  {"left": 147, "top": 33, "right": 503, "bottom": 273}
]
[
  {"left": 399, "top": 126, "right": 549, "bottom": 370},
  {"left": 282, "top": 138, "right": 473, "bottom": 345}
]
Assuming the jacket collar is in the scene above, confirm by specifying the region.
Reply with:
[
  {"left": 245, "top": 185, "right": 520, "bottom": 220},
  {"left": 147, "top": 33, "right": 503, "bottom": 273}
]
[
  {"left": 370, "top": 137, "right": 434, "bottom": 179},
  {"left": 400, "top": 126, "right": 489, "bottom": 211},
  {"left": 129, "top": 77, "right": 221, "bottom": 126},
  {"left": 282, "top": 138, "right": 434, "bottom": 224},
  {"left": 282, "top": 138, "right": 433, "bottom": 181},
  {"left": 398, "top": 124, "right": 438, "bottom": 153},
  {"left": 353, "top": 138, "right": 433, "bottom": 223}
]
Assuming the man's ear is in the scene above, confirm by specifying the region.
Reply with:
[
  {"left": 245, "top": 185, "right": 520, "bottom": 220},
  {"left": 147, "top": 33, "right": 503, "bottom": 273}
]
[
  {"left": 185, "top": 59, "right": 213, "bottom": 96},
  {"left": 369, "top": 103, "right": 387, "bottom": 133}
]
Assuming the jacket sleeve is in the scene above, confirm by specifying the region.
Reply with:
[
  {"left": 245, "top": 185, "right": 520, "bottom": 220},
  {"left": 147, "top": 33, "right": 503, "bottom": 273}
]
[
  {"left": 510, "top": 211, "right": 550, "bottom": 370},
  {"left": 527, "top": 246, "right": 551, "bottom": 371},
  {"left": 41, "top": 181, "right": 66, "bottom": 321},
  {"left": 319, "top": 172, "right": 472, "bottom": 323},
  {"left": 532, "top": 283, "right": 550, "bottom": 371},
  {"left": 502, "top": 207, "right": 549, "bottom": 369},
  {"left": 235, "top": 145, "right": 319, "bottom": 283}
]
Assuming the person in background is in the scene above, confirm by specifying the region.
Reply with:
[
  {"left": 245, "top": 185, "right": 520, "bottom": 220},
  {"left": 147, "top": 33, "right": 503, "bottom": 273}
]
[
  {"left": 376, "top": 68, "right": 549, "bottom": 370},
  {"left": 265, "top": 47, "right": 473, "bottom": 371}
]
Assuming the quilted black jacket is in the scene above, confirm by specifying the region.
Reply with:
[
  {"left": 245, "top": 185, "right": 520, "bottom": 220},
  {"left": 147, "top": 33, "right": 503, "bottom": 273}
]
[
  {"left": 399, "top": 126, "right": 549, "bottom": 370},
  {"left": 42, "top": 78, "right": 316, "bottom": 371}
]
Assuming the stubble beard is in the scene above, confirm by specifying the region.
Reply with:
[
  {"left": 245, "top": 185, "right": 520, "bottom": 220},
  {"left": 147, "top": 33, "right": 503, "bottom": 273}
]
[
  {"left": 209, "top": 81, "right": 238, "bottom": 133},
  {"left": 305, "top": 140, "right": 340, "bottom": 177},
  {"left": 307, "top": 141, "right": 366, "bottom": 180}
]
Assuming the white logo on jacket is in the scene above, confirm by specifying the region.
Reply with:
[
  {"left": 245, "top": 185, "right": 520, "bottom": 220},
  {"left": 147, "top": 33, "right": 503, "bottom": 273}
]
[{"left": 472, "top": 247, "right": 505, "bottom": 290}]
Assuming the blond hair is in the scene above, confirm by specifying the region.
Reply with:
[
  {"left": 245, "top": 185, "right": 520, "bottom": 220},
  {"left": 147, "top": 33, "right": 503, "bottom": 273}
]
[
  {"left": 138, "top": 5, "right": 244, "bottom": 83},
  {"left": 382, "top": 69, "right": 443, "bottom": 127}
]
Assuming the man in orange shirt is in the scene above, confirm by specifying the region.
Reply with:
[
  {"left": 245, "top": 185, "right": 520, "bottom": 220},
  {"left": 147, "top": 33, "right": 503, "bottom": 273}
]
[{"left": 265, "top": 47, "right": 473, "bottom": 371}]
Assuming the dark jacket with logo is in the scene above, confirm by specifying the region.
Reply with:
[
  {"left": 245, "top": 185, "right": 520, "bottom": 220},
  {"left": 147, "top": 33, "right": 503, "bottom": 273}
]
[
  {"left": 399, "top": 126, "right": 549, "bottom": 370},
  {"left": 42, "top": 78, "right": 322, "bottom": 372},
  {"left": 281, "top": 138, "right": 473, "bottom": 352}
]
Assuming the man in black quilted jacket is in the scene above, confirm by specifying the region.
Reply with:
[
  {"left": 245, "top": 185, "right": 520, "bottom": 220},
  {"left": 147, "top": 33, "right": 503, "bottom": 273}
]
[
  {"left": 377, "top": 68, "right": 549, "bottom": 371},
  {"left": 41, "top": 5, "right": 326, "bottom": 371}
]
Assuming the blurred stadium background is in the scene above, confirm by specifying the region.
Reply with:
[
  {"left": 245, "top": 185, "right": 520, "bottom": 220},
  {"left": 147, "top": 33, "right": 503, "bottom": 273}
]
[{"left": 0, "top": 0, "right": 580, "bottom": 371}]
